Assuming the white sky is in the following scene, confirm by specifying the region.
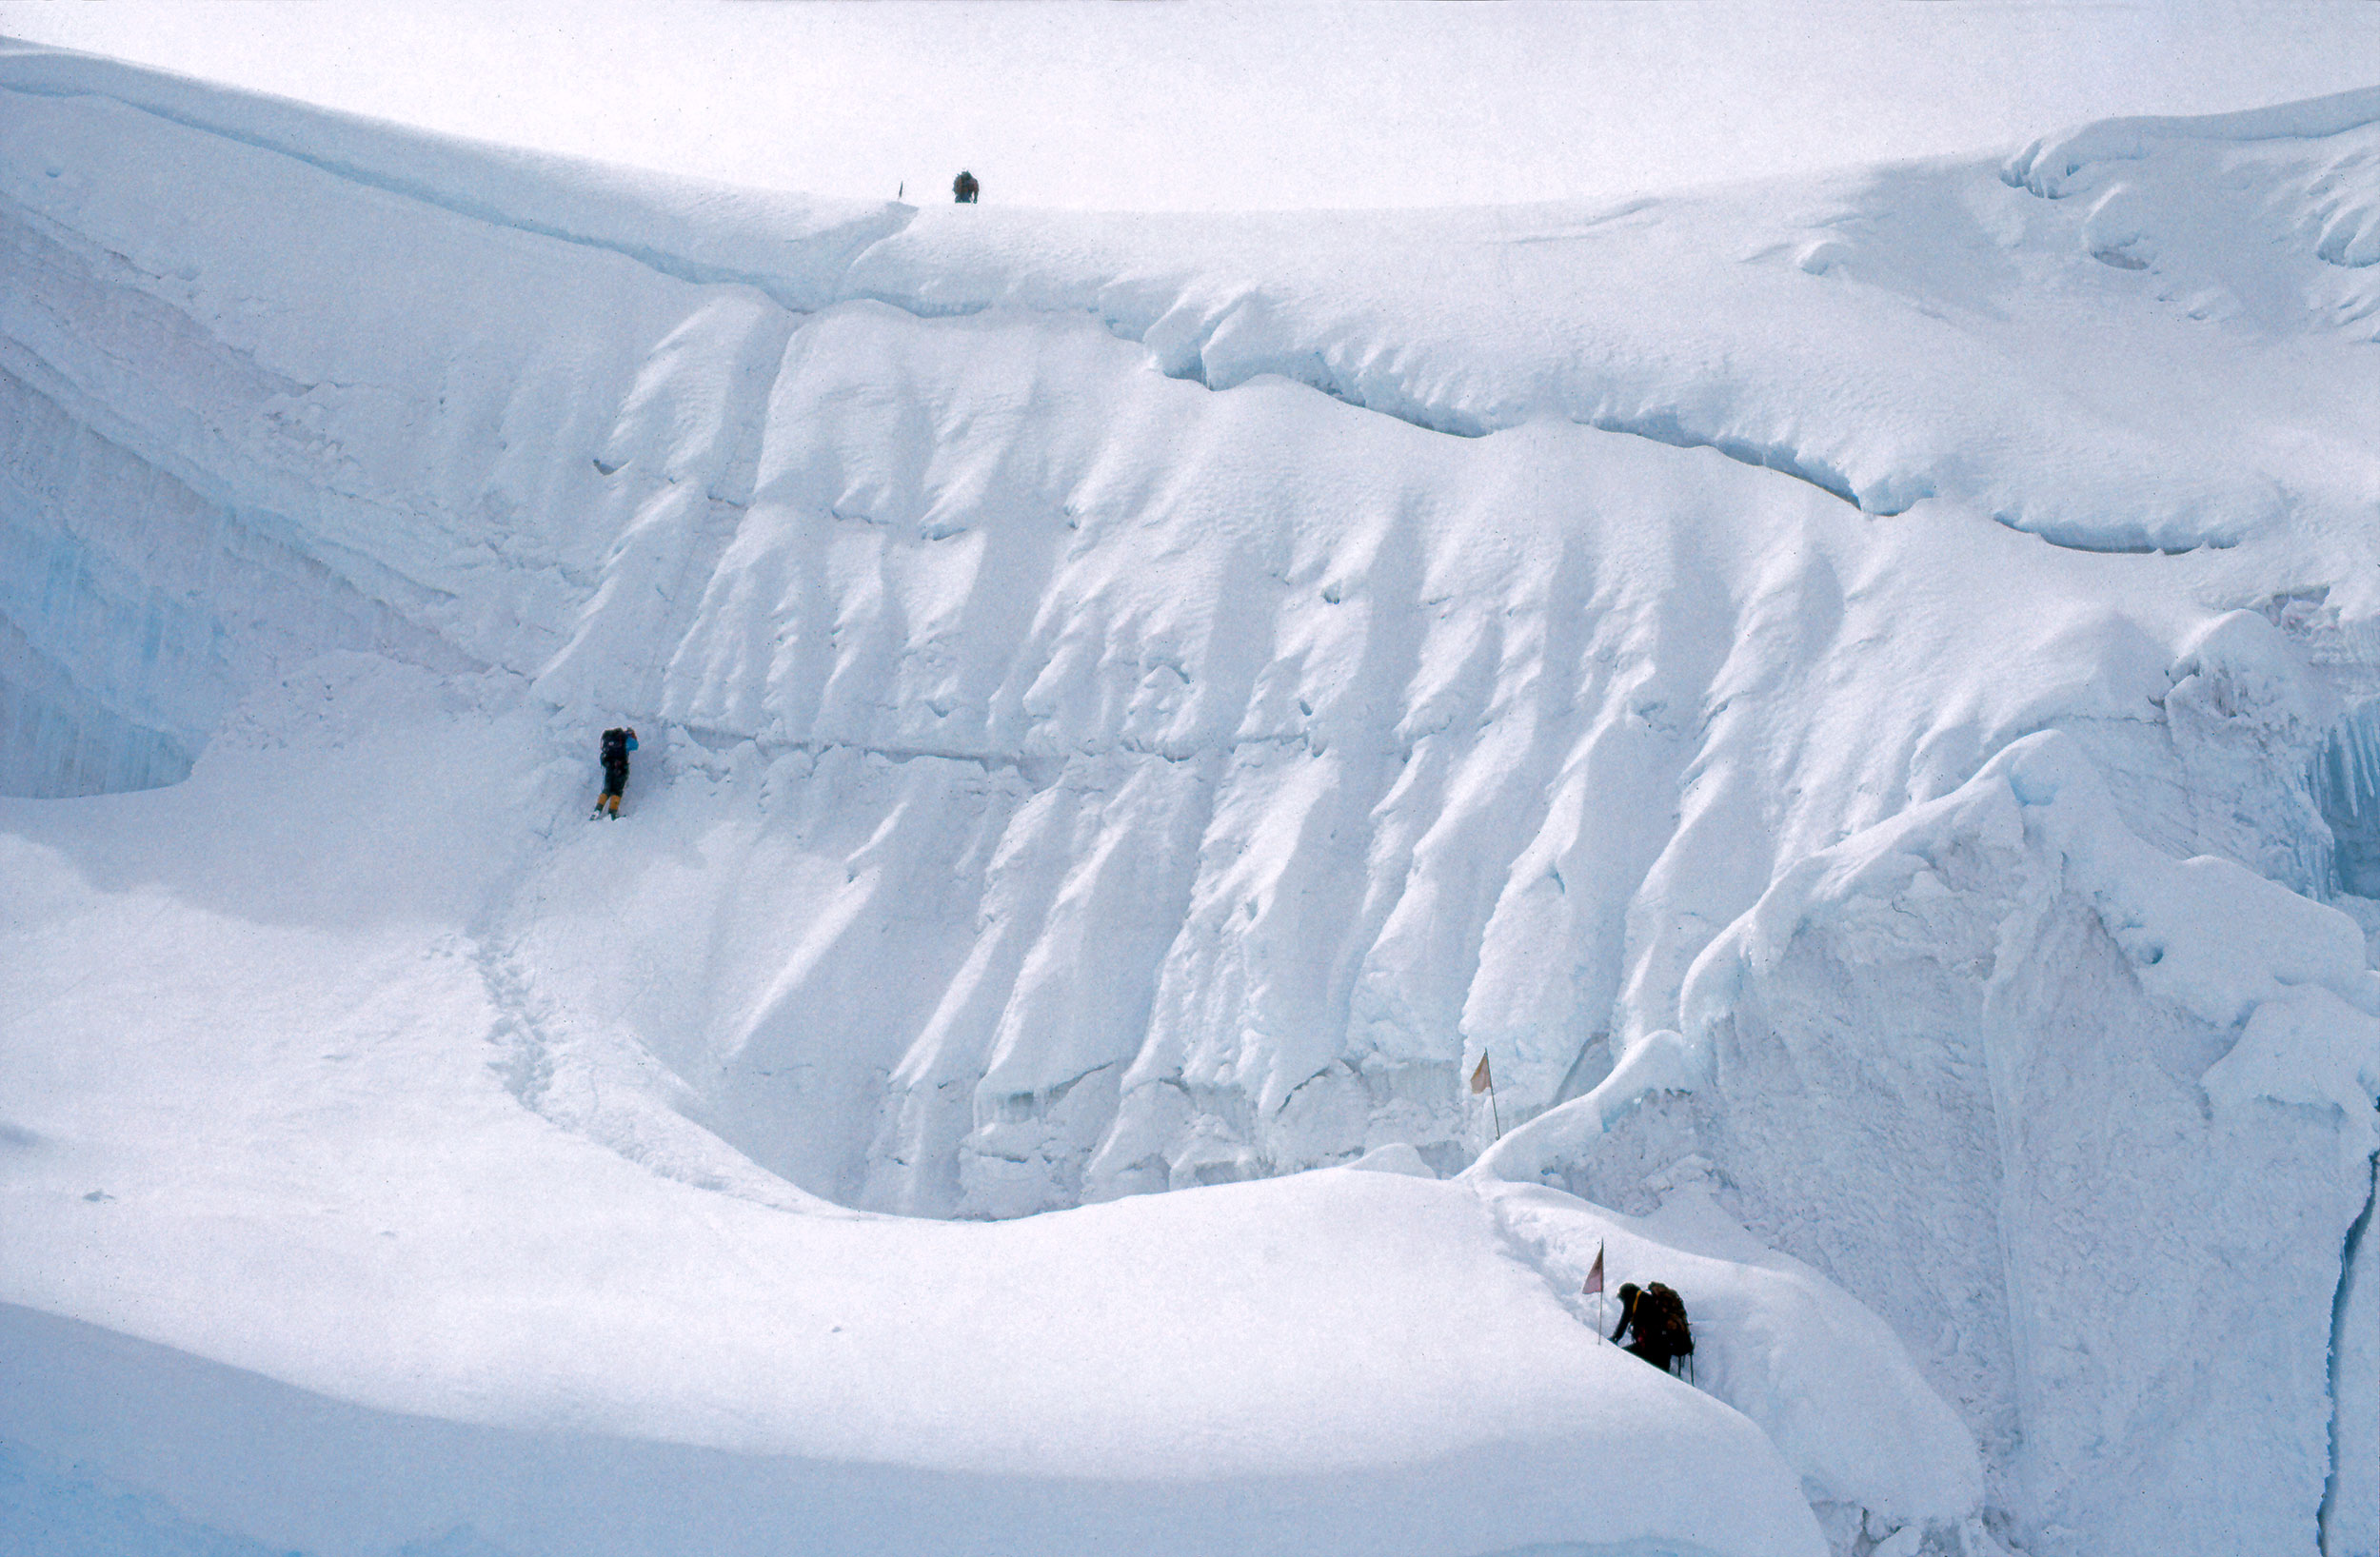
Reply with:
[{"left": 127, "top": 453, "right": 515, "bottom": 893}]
[{"left": 3, "top": 1, "right": 2378, "bottom": 210}]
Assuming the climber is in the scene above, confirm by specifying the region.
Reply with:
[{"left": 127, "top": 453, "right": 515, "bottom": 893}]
[
  {"left": 1610, "top": 1281, "right": 1695, "bottom": 1377},
  {"left": 594, "top": 726, "right": 637, "bottom": 818},
  {"left": 953, "top": 169, "right": 980, "bottom": 204}
]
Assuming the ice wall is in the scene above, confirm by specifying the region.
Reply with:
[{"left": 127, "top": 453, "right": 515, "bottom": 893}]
[
  {"left": 0, "top": 359, "right": 454, "bottom": 797},
  {"left": 1519, "top": 732, "right": 2380, "bottom": 1557}
]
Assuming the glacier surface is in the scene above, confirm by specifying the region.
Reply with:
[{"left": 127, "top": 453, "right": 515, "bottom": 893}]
[{"left": 2, "top": 38, "right": 2377, "bottom": 1557}]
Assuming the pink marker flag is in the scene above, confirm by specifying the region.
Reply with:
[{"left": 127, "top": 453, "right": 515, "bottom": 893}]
[
  {"left": 1583, "top": 1243, "right": 1605, "bottom": 1296},
  {"left": 1469, "top": 1053, "right": 1494, "bottom": 1094}
]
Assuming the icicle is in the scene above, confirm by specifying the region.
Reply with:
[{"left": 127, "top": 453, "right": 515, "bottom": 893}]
[{"left": 2313, "top": 700, "right": 2380, "bottom": 896}]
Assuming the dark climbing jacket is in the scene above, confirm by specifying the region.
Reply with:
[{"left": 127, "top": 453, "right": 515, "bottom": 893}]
[{"left": 953, "top": 170, "right": 980, "bottom": 204}]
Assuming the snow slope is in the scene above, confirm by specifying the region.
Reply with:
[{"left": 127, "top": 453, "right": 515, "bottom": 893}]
[
  {"left": 2, "top": 37, "right": 2376, "bottom": 1557},
  {"left": 1, "top": 652, "right": 1924, "bottom": 1557}
]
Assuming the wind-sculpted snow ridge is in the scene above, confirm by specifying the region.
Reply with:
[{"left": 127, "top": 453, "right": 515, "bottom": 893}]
[
  {"left": 9, "top": 41, "right": 2379, "bottom": 563},
  {"left": 2005, "top": 85, "right": 2380, "bottom": 269},
  {"left": 843, "top": 91, "right": 2380, "bottom": 551},
  {"left": 5, "top": 38, "right": 2380, "bottom": 1557}
]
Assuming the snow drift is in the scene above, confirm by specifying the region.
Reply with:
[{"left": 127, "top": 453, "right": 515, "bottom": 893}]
[{"left": 3, "top": 37, "right": 2377, "bottom": 1557}]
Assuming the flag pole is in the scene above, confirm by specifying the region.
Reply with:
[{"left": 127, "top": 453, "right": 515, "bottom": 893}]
[
  {"left": 1583, "top": 1240, "right": 1607, "bottom": 1340},
  {"left": 1469, "top": 1052, "right": 1502, "bottom": 1140}
]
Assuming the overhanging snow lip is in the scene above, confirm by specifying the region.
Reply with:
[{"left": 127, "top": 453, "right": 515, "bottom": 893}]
[
  {"left": 1997, "top": 518, "right": 2245, "bottom": 557},
  {"left": 2004, "top": 84, "right": 2380, "bottom": 197}
]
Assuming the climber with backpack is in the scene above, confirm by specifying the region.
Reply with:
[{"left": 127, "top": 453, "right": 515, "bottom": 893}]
[
  {"left": 1611, "top": 1281, "right": 1695, "bottom": 1379},
  {"left": 594, "top": 726, "right": 637, "bottom": 818}
]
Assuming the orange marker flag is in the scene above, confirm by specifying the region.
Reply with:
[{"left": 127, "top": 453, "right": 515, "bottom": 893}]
[
  {"left": 1583, "top": 1243, "right": 1605, "bottom": 1296},
  {"left": 1469, "top": 1053, "right": 1494, "bottom": 1094}
]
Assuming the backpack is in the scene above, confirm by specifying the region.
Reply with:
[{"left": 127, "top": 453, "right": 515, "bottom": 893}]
[
  {"left": 601, "top": 728, "right": 628, "bottom": 764},
  {"left": 1636, "top": 1282, "right": 1694, "bottom": 1357}
]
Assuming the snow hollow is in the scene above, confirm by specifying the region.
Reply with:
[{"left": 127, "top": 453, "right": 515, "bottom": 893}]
[{"left": 3, "top": 37, "right": 2377, "bottom": 1557}]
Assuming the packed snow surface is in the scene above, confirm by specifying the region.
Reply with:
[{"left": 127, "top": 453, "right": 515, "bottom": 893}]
[{"left": 3, "top": 38, "right": 2378, "bottom": 1557}]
